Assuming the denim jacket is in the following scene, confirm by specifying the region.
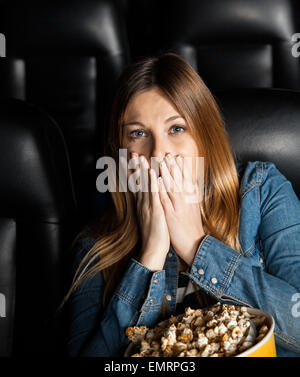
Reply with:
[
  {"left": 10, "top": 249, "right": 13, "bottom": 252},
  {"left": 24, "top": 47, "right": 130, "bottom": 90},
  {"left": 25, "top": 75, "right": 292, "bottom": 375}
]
[{"left": 67, "top": 161, "right": 300, "bottom": 357}]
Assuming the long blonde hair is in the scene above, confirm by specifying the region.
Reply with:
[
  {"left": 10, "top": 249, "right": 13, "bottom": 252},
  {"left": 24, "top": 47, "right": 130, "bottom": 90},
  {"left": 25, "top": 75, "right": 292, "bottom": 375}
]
[{"left": 63, "top": 53, "right": 242, "bottom": 311}]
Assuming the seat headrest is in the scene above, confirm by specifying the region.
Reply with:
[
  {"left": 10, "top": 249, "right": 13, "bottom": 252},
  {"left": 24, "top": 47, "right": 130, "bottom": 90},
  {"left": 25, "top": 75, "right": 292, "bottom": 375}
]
[
  {"left": 214, "top": 88, "right": 300, "bottom": 197},
  {"left": 0, "top": 99, "right": 77, "bottom": 221},
  {"left": 1, "top": 0, "right": 128, "bottom": 56}
]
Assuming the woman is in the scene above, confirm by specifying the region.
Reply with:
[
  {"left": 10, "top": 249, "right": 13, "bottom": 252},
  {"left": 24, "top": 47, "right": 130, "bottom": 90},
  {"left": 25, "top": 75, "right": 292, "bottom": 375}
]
[{"left": 65, "top": 53, "right": 300, "bottom": 357}]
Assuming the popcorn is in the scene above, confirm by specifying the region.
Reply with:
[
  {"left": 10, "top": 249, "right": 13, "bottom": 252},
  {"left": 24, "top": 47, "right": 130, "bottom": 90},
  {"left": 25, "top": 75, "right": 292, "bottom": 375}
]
[
  {"left": 164, "top": 323, "right": 177, "bottom": 345},
  {"left": 259, "top": 325, "right": 269, "bottom": 334},
  {"left": 192, "top": 315, "right": 205, "bottom": 326},
  {"left": 200, "top": 344, "right": 212, "bottom": 357},
  {"left": 125, "top": 303, "right": 269, "bottom": 357},
  {"left": 161, "top": 337, "right": 169, "bottom": 351},
  {"left": 206, "top": 319, "right": 218, "bottom": 327},
  {"left": 225, "top": 319, "right": 238, "bottom": 330},
  {"left": 205, "top": 328, "right": 216, "bottom": 340},
  {"left": 150, "top": 340, "right": 160, "bottom": 350},
  {"left": 210, "top": 342, "right": 220, "bottom": 353},
  {"left": 195, "top": 332, "right": 209, "bottom": 348},
  {"left": 231, "top": 326, "right": 243, "bottom": 339},
  {"left": 125, "top": 325, "right": 148, "bottom": 343},
  {"left": 173, "top": 342, "right": 187, "bottom": 353},
  {"left": 145, "top": 329, "right": 155, "bottom": 343},
  {"left": 178, "top": 328, "right": 193, "bottom": 343},
  {"left": 140, "top": 339, "right": 150, "bottom": 352},
  {"left": 169, "top": 315, "right": 178, "bottom": 324},
  {"left": 186, "top": 348, "right": 199, "bottom": 357},
  {"left": 185, "top": 307, "right": 195, "bottom": 316},
  {"left": 217, "top": 322, "right": 228, "bottom": 336}
]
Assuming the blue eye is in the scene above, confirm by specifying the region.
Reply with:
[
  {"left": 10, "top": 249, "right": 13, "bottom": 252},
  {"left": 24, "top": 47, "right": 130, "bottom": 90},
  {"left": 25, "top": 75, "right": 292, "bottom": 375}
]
[
  {"left": 128, "top": 125, "right": 186, "bottom": 140},
  {"left": 129, "top": 129, "right": 146, "bottom": 139},
  {"left": 171, "top": 125, "right": 186, "bottom": 134}
]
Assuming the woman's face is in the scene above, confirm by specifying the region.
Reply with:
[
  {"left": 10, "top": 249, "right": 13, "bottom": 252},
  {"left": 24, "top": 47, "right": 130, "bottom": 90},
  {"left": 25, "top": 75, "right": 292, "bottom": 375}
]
[{"left": 121, "top": 88, "right": 200, "bottom": 172}]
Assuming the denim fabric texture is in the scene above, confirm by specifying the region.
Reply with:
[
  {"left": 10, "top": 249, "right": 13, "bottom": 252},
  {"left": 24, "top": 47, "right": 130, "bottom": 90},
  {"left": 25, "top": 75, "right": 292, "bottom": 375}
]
[{"left": 67, "top": 161, "right": 300, "bottom": 357}]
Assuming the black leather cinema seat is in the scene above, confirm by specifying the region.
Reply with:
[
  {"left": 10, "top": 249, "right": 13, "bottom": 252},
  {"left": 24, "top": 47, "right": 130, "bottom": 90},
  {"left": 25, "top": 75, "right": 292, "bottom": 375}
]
[
  {"left": 214, "top": 88, "right": 300, "bottom": 198},
  {"left": 125, "top": 0, "right": 300, "bottom": 90},
  {"left": 0, "top": 99, "right": 77, "bottom": 356},
  {"left": 0, "top": 0, "right": 131, "bottom": 224},
  {"left": 167, "top": 0, "right": 300, "bottom": 90}
]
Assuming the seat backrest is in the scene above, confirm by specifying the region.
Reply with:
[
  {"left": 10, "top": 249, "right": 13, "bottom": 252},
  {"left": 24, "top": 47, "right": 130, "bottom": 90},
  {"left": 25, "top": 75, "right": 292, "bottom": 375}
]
[
  {"left": 0, "top": 0, "right": 131, "bottom": 223},
  {"left": 125, "top": 0, "right": 300, "bottom": 90},
  {"left": 214, "top": 88, "right": 300, "bottom": 198},
  {"left": 0, "top": 98, "right": 77, "bottom": 356}
]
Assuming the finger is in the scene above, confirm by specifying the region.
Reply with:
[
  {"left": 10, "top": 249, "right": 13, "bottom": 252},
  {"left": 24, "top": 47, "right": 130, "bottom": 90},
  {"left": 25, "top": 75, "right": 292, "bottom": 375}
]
[
  {"left": 131, "top": 153, "right": 140, "bottom": 184},
  {"left": 132, "top": 154, "right": 142, "bottom": 206},
  {"left": 182, "top": 156, "right": 196, "bottom": 194},
  {"left": 158, "top": 176, "right": 174, "bottom": 211},
  {"left": 140, "top": 155, "right": 150, "bottom": 208},
  {"left": 164, "top": 154, "right": 175, "bottom": 179},
  {"left": 182, "top": 156, "right": 193, "bottom": 181},
  {"left": 160, "top": 159, "right": 174, "bottom": 192},
  {"left": 149, "top": 168, "right": 159, "bottom": 207},
  {"left": 149, "top": 156, "right": 161, "bottom": 179},
  {"left": 119, "top": 155, "right": 128, "bottom": 192},
  {"left": 165, "top": 154, "right": 183, "bottom": 193},
  {"left": 175, "top": 155, "right": 183, "bottom": 171},
  {"left": 160, "top": 158, "right": 180, "bottom": 208},
  {"left": 127, "top": 152, "right": 140, "bottom": 202},
  {"left": 173, "top": 155, "right": 184, "bottom": 193}
]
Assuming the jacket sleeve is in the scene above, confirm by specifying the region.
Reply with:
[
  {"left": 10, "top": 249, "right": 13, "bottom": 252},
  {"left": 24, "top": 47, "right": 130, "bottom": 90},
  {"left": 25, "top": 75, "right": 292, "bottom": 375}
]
[
  {"left": 185, "top": 163, "right": 300, "bottom": 355},
  {"left": 67, "top": 236, "right": 166, "bottom": 357}
]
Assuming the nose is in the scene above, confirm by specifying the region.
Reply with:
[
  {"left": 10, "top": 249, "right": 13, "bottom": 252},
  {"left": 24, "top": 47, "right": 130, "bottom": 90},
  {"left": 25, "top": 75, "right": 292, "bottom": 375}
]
[
  {"left": 145, "top": 136, "right": 173, "bottom": 175},
  {"left": 150, "top": 136, "right": 171, "bottom": 164}
]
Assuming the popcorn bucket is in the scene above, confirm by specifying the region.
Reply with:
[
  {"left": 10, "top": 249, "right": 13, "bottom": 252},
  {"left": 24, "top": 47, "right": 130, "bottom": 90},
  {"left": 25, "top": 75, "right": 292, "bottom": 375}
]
[
  {"left": 236, "top": 307, "right": 276, "bottom": 357},
  {"left": 124, "top": 305, "right": 276, "bottom": 357}
]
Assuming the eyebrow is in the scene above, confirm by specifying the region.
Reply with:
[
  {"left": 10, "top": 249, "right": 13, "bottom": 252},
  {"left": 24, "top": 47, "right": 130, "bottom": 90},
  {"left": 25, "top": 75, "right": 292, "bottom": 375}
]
[{"left": 123, "top": 115, "right": 185, "bottom": 127}]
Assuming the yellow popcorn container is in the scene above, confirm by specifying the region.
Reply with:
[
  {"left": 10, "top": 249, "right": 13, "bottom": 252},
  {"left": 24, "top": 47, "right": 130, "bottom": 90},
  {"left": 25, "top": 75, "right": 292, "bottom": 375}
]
[
  {"left": 124, "top": 306, "right": 276, "bottom": 357},
  {"left": 236, "top": 307, "right": 276, "bottom": 357}
]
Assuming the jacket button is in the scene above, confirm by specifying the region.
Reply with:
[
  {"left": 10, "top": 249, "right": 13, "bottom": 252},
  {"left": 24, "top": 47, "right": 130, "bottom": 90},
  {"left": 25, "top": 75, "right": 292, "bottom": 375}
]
[
  {"left": 259, "top": 257, "right": 264, "bottom": 264},
  {"left": 198, "top": 268, "right": 204, "bottom": 275},
  {"left": 165, "top": 294, "right": 172, "bottom": 301},
  {"left": 149, "top": 298, "right": 155, "bottom": 304},
  {"left": 211, "top": 277, "right": 218, "bottom": 284},
  {"left": 154, "top": 278, "right": 159, "bottom": 284},
  {"left": 168, "top": 252, "right": 172, "bottom": 258}
]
